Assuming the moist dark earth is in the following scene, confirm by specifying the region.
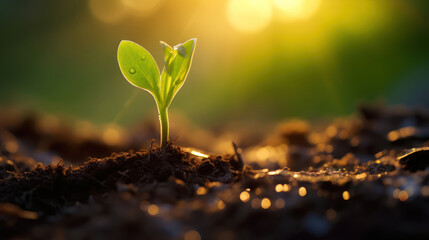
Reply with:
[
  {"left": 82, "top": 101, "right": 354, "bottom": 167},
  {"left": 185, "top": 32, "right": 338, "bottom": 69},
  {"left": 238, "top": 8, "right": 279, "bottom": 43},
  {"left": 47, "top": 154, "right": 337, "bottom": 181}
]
[{"left": 1, "top": 105, "right": 429, "bottom": 240}]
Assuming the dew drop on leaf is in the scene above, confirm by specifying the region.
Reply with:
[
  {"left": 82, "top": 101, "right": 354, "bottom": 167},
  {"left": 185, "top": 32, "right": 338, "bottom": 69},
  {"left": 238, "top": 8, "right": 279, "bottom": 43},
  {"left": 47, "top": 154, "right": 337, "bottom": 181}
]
[
  {"left": 174, "top": 44, "right": 187, "bottom": 57},
  {"left": 129, "top": 67, "right": 136, "bottom": 74},
  {"left": 141, "top": 55, "right": 146, "bottom": 61}
]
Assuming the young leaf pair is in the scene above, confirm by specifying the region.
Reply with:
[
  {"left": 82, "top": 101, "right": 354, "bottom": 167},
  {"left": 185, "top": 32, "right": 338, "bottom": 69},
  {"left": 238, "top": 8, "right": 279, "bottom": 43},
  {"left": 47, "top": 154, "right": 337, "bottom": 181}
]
[{"left": 117, "top": 38, "right": 196, "bottom": 146}]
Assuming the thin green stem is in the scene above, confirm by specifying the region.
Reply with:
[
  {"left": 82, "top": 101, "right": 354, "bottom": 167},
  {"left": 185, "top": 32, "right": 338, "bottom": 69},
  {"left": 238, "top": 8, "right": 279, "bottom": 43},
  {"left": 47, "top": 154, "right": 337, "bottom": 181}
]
[{"left": 159, "top": 107, "right": 169, "bottom": 147}]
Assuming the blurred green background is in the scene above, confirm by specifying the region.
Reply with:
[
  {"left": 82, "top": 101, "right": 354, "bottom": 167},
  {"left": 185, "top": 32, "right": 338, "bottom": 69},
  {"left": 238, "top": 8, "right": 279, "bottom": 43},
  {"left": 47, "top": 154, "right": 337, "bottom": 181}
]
[{"left": 1, "top": 0, "right": 429, "bottom": 128}]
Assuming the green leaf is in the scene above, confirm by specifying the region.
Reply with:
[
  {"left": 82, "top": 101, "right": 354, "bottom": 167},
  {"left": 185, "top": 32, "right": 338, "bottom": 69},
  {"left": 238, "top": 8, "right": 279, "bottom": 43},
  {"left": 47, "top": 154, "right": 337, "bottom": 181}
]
[
  {"left": 160, "top": 38, "right": 197, "bottom": 108},
  {"left": 117, "top": 40, "right": 161, "bottom": 101},
  {"left": 117, "top": 38, "right": 196, "bottom": 147},
  {"left": 160, "top": 41, "right": 174, "bottom": 74}
]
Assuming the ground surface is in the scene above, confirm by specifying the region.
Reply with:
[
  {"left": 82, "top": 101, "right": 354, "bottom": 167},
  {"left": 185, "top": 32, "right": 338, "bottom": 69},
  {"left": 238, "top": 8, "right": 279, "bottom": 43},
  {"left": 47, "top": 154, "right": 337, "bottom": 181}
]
[{"left": 1, "top": 105, "right": 429, "bottom": 239}]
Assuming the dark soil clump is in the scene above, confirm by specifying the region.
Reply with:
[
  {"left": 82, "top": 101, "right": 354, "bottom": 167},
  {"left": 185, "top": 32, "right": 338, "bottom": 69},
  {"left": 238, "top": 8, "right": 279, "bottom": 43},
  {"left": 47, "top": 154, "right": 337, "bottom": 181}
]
[
  {"left": 0, "top": 144, "right": 242, "bottom": 215},
  {"left": 398, "top": 147, "right": 429, "bottom": 172},
  {"left": 1, "top": 104, "right": 429, "bottom": 239}
]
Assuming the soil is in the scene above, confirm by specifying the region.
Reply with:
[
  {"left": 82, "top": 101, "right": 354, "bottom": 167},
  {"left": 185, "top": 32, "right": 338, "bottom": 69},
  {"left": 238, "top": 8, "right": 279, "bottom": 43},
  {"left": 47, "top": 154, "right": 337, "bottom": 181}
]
[{"left": 1, "top": 104, "right": 429, "bottom": 239}]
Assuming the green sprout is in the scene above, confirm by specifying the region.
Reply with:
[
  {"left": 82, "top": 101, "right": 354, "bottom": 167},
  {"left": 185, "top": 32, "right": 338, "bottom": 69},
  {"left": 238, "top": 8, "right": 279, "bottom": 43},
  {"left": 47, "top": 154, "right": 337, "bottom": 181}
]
[{"left": 117, "top": 38, "right": 197, "bottom": 147}]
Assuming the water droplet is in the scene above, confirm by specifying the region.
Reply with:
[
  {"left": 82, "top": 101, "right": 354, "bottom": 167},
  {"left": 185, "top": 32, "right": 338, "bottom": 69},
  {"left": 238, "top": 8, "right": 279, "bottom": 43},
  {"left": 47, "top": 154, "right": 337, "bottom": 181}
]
[
  {"left": 129, "top": 68, "right": 136, "bottom": 74},
  {"left": 141, "top": 55, "right": 146, "bottom": 61},
  {"left": 174, "top": 44, "right": 187, "bottom": 57}
]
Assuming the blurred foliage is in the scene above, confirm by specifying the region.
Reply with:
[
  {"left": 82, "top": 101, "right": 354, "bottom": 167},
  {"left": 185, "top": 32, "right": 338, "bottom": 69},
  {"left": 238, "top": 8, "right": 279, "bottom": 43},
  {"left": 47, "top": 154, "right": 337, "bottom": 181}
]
[{"left": 1, "top": 0, "right": 429, "bottom": 128}]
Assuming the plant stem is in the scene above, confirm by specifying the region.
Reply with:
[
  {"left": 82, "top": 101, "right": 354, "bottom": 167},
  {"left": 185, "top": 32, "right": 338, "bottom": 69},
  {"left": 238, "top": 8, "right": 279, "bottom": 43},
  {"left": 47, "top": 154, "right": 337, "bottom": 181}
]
[{"left": 159, "top": 107, "right": 169, "bottom": 147}]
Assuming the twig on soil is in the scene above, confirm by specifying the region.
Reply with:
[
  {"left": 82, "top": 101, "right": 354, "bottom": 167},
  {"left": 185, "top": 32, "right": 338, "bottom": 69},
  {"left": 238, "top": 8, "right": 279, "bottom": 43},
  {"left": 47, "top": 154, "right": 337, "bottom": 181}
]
[{"left": 232, "top": 142, "right": 244, "bottom": 168}]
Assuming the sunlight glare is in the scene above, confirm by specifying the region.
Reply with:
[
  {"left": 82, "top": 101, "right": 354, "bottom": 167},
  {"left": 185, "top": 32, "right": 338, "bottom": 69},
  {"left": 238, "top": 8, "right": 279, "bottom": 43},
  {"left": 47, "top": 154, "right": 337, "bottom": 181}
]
[
  {"left": 227, "top": 0, "right": 272, "bottom": 33},
  {"left": 274, "top": 0, "right": 320, "bottom": 21},
  {"left": 190, "top": 150, "right": 209, "bottom": 158}
]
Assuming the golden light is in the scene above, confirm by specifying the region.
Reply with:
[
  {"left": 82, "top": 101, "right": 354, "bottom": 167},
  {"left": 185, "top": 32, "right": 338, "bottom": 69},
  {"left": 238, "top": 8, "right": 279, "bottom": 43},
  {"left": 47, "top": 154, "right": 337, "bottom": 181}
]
[
  {"left": 102, "top": 127, "right": 122, "bottom": 146},
  {"left": 244, "top": 145, "right": 288, "bottom": 167},
  {"left": 342, "top": 191, "right": 350, "bottom": 200},
  {"left": 387, "top": 131, "right": 399, "bottom": 142},
  {"left": 399, "top": 191, "right": 408, "bottom": 202},
  {"left": 196, "top": 187, "right": 207, "bottom": 195},
  {"left": 299, "top": 187, "right": 307, "bottom": 197},
  {"left": 89, "top": 0, "right": 126, "bottom": 23},
  {"left": 256, "top": 148, "right": 270, "bottom": 160},
  {"left": 5, "top": 141, "right": 18, "bottom": 153},
  {"left": 326, "top": 126, "right": 337, "bottom": 137},
  {"left": 283, "top": 184, "right": 290, "bottom": 192},
  {"left": 190, "top": 150, "right": 209, "bottom": 158},
  {"left": 388, "top": 127, "right": 416, "bottom": 142},
  {"left": 218, "top": 200, "right": 226, "bottom": 210},
  {"left": 261, "top": 198, "right": 271, "bottom": 209},
  {"left": 227, "top": 0, "right": 272, "bottom": 33},
  {"left": 184, "top": 230, "right": 201, "bottom": 240},
  {"left": 355, "top": 173, "right": 367, "bottom": 180},
  {"left": 239, "top": 191, "right": 250, "bottom": 202},
  {"left": 121, "top": 0, "right": 163, "bottom": 15},
  {"left": 147, "top": 204, "right": 159, "bottom": 215},
  {"left": 275, "top": 184, "right": 283, "bottom": 192},
  {"left": 274, "top": 0, "right": 320, "bottom": 21}
]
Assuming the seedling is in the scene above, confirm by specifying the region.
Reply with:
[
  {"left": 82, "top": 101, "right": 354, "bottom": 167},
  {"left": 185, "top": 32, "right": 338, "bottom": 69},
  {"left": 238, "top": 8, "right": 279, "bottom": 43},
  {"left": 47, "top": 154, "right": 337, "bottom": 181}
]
[{"left": 117, "top": 38, "right": 197, "bottom": 146}]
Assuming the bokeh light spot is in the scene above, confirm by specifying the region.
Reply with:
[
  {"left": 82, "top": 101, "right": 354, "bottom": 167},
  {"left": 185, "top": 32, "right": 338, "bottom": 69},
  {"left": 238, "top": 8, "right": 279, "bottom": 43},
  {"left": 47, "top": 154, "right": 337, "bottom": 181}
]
[
  {"left": 147, "top": 204, "right": 159, "bottom": 215},
  {"left": 218, "top": 200, "right": 226, "bottom": 210},
  {"left": 261, "top": 198, "right": 271, "bottom": 209},
  {"left": 283, "top": 184, "right": 291, "bottom": 192},
  {"left": 196, "top": 187, "right": 207, "bottom": 195},
  {"left": 274, "top": 0, "right": 320, "bottom": 21},
  {"left": 184, "top": 230, "right": 201, "bottom": 240},
  {"left": 227, "top": 0, "right": 272, "bottom": 33},
  {"left": 89, "top": 0, "right": 126, "bottom": 23},
  {"left": 342, "top": 191, "right": 350, "bottom": 200},
  {"left": 5, "top": 141, "right": 18, "bottom": 153},
  {"left": 121, "top": 0, "right": 163, "bottom": 16},
  {"left": 103, "top": 127, "right": 121, "bottom": 146},
  {"left": 240, "top": 191, "right": 250, "bottom": 202},
  {"left": 399, "top": 191, "right": 408, "bottom": 201},
  {"left": 299, "top": 187, "right": 307, "bottom": 197}
]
